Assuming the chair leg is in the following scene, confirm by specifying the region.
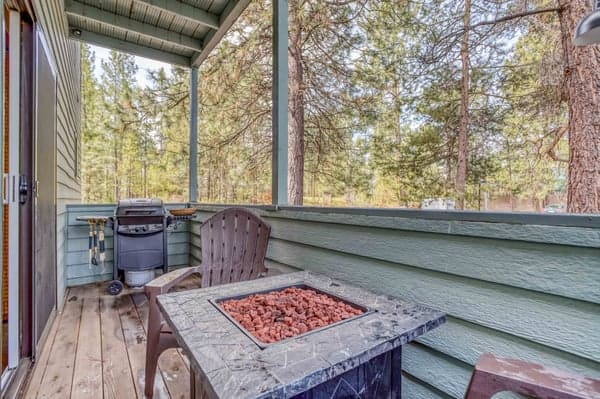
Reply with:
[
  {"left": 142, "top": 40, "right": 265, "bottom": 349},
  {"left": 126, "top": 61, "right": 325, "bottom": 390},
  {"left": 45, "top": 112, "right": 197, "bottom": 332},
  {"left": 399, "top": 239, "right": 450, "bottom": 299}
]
[
  {"left": 190, "top": 369, "right": 196, "bottom": 399},
  {"left": 145, "top": 327, "right": 161, "bottom": 397},
  {"left": 145, "top": 294, "right": 163, "bottom": 398}
]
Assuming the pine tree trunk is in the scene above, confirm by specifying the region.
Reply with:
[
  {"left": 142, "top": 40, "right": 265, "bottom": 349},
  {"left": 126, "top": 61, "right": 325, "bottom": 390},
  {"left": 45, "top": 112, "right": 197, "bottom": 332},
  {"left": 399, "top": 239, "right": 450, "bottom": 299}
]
[
  {"left": 113, "top": 146, "right": 120, "bottom": 201},
  {"left": 288, "top": 1, "right": 305, "bottom": 206},
  {"left": 455, "top": 0, "right": 471, "bottom": 210},
  {"left": 559, "top": 0, "right": 600, "bottom": 213}
]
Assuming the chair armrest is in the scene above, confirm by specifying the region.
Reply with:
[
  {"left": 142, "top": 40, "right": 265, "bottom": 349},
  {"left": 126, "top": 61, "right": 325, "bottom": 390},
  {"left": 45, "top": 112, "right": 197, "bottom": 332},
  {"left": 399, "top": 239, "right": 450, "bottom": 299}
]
[
  {"left": 145, "top": 266, "right": 201, "bottom": 297},
  {"left": 468, "top": 353, "right": 600, "bottom": 399}
]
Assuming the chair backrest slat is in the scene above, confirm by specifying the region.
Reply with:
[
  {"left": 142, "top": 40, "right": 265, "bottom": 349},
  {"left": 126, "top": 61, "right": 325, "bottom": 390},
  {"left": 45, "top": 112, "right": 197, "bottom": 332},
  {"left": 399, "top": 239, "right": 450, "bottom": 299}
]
[
  {"left": 250, "top": 221, "right": 269, "bottom": 280},
  {"left": 199, "top": 208, "right": 271, "bottom": 288},
  {"left": 222, "top": 212, "right": 236, "bottom": 284},
  {"left": 240, "top": 218, "right": 259, "bottom": 282},
  {"left": 230, "top": 213, "right": 247, "bottom": 283}
]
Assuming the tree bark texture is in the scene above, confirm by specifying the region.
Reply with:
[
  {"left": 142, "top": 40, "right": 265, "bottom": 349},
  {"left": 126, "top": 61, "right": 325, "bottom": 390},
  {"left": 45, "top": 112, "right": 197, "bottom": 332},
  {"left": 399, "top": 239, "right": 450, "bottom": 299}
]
[
  {"left": 288, "top": 1, "right": 305, "bottom": 206},
  {"left": 456, "top": 0, "right": 471, "bottom": 210},
  {"left": 559, "top": 0, "right": 600, "bottom": 214}
]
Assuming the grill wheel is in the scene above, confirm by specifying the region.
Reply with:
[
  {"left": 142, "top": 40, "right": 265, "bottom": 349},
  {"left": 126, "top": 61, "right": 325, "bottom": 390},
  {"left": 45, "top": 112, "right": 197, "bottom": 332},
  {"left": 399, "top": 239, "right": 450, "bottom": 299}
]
[{"left": 107, "top": 280, "right": 124, "bottom": 296}]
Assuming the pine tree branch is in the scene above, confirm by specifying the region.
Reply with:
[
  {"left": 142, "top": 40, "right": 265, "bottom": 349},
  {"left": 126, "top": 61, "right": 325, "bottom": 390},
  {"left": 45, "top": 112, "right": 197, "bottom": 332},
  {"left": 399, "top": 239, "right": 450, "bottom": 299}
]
[
  {"left": 471, "top": 7, "right": 562, "bottom": 29},
  {"left": 545, "top": 126, "right": 568, "bottom": 163}
]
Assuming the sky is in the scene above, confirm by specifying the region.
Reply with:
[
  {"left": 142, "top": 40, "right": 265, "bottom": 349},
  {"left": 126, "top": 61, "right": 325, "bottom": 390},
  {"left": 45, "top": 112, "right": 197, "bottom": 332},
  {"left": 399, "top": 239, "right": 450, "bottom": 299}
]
[{"left": 90, "top": 44, "right": 172, "bottom": 86}]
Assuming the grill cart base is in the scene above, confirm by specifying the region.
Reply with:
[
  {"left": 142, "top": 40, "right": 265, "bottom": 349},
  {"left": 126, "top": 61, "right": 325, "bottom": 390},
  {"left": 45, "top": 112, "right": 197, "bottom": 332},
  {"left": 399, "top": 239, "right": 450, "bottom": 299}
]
[{"left": 109, "top": 198, "right": 169, "bottom": 295}]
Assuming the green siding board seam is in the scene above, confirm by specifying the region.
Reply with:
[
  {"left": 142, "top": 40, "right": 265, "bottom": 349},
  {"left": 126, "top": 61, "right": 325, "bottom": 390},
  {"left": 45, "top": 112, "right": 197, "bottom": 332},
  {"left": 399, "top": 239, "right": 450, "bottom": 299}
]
[
  {"left": 66, "top": 227, "right": 190, "bottom": 239},
  {"left": 67, "top": 265, "right": 114, "bottom": 280},
  {"left": 402, "top": 372, "right": 455, "bottom": 399},
  {"left": 264, "top": 221, "right": 600, "bottom": 304},
  {"left": 66, "top": 244, "right": 189, "bottom": 265},
  {"left": 265, "top": 240, "right": 600, "bottom": 362},
  {"left": 66, "top": 253, "right": 190, "bottom": 273},
  {"left": 404, "top": 343, "right": 474, "bottom": 399},
  {"left": 417, "top": 317, "right": 600, "bottom": 379},
  {"left": 191, "top": 215, "right": 600, "bottom": 304},
  {"left": 191, "top": 203, "right": 600, "bottom": 228},
  {"left": 67, "top": 231, "right": 189, "bottom": 249},
  {"left": 191, "top": 208, "right": 600, "bottom": 248},
  {"left": 66, "top": 260, "right": 189, "bottom": 280}
]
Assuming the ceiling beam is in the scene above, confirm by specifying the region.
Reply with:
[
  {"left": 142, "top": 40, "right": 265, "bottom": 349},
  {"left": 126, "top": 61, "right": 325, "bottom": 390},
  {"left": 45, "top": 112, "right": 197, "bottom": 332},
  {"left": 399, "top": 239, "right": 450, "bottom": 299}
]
[
  {"left": 69, "top": 28, "right": 191, "bottom": 67},
  {"left": 134, "top": 0, "right": 220, "bottom": 30},
  {"left": 65, "top": 0, "right": 203, "bottom": 53},
  {"left": 191, "top": 0, "right": 251, "bottom": 66}
]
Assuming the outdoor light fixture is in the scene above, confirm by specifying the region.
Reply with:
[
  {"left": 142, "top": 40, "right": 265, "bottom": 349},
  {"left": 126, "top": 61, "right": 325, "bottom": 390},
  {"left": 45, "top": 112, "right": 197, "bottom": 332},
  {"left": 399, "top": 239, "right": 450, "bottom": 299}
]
[
  {"left": 72, "top": 28, "right": 82, "bottom": 37},
  {"left": 574, "top": 0, "right": 600, "bottom": 45}
]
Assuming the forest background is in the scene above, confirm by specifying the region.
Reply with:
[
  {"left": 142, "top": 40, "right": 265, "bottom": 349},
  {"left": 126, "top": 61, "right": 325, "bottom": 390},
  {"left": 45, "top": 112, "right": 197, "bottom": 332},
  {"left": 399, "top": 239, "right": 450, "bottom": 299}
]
[{"left": 80, "top": 0, "right": 599, "bottom": 213}]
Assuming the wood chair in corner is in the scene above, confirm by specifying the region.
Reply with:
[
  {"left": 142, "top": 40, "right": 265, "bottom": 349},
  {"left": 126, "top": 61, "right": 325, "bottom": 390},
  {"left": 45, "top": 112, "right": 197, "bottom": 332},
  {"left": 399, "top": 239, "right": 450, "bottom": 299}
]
[
  {"left": 465, "top": 353, "right": 600, "bottom": 399},
  {"left": 144, "top": 207, "right": 271, "bottom": 398}
]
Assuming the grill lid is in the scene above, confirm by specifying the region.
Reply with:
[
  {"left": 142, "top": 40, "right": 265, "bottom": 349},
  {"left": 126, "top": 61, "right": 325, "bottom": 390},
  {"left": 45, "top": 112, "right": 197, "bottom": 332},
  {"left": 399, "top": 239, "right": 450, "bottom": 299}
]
[
  {"left": 115, "top": 198, "right": 165, "bottom": 219},
  {"left": 117, "top": 198, "right": 163, "bottom": 208}
]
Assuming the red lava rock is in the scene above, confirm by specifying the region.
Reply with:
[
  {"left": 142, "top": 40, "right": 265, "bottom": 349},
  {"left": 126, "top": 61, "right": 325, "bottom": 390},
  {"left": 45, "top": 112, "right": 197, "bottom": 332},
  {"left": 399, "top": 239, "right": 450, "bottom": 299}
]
[{"left": 220, "top": 287, "right": 364, "bottom": 344}]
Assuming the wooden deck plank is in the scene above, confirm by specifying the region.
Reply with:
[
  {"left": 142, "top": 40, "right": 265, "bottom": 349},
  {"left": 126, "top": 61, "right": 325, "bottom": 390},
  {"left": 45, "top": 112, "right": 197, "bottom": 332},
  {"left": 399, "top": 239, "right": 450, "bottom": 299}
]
[
  {"left": 23, "top": 295, "right": 64, "bottom": 399},
  {"left": 71, "top": 297, "right": 103, "bottom": 398},
  {"left": 131, "top": 291, "right": 190, "bottom": 399},
  {"left": 119, "top": 293, "right": 171, "bottom": 398},
  {"left": 69, "top": 282, "right": 105, "bottom": 298},
  {"left": 24, "top": 284, "right": 192, "bottom": 399},
  {"left": 36, "top": 293, "right": 83, "bottom": 398},
  {"left": 100, "top": 295, "right": 137, "bottom": 399}
]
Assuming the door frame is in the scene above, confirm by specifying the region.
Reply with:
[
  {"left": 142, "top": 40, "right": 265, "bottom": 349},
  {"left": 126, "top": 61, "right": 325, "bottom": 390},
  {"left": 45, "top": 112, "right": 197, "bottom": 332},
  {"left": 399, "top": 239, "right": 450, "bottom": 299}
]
[
  {"left": 6, "top": 7, "right": 20, "bottom": 373},
  {"left": 31, "top": 22, "right": 57, "bottom": 360},
  {"left": 19, "top": 11, "right": 34, "bottom": 362},
  {"left": 0, "top": 0, "right": 5, "bottom": 383}
]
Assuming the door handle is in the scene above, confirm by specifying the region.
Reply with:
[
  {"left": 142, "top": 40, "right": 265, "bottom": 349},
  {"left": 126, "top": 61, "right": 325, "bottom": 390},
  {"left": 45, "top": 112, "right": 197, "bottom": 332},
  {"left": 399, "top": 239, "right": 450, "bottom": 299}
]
[
  {"left": 11, "top": 175, "right": 16, "bottom": 203},
  {"left": 19, "top": 175, "right": 29, "bottom": 204},
  {"left": 2, "top": 173, "right": 8, "bottom": 204}
]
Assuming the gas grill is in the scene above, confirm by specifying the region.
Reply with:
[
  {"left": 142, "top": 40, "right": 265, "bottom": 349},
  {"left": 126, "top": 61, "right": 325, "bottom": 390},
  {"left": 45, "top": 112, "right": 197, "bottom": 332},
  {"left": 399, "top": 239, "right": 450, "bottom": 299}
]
[{"left": 107, "top": 198, "right": 195, "bottom": 295}]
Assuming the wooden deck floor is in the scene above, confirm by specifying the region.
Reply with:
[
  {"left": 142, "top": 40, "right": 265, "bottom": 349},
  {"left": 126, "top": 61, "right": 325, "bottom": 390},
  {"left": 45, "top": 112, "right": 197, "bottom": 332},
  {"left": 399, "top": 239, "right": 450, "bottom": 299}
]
[{"left": 23, "top": 283, "right": 190, "bottom": 399}]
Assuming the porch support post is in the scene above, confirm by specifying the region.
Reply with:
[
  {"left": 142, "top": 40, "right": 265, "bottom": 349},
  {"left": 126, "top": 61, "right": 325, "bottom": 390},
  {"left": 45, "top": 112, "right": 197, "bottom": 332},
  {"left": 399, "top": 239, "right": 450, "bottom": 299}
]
[
  {"left": 189, "top": 66, "right": 199, "bottom": 203},
  {"left": 271, "top": 0, "right": 288, "bottom": 206}
]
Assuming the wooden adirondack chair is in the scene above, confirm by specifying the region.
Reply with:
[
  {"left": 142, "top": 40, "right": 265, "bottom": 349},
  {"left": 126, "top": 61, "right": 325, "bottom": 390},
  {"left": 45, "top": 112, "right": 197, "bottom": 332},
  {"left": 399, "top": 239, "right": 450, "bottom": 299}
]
[
  {"left": 465, "top": 353, "right": 600, "bottom": 399},
  {"left": 144, "top": 207, "right": 271, "bottom": 398}
]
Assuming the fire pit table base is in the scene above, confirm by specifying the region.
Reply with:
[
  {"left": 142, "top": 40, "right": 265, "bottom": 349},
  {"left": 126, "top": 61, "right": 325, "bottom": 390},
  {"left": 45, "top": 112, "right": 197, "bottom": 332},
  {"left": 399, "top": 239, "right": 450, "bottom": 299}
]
[
  {"left": 191, "top": 347, "right": 401, "bottom": 399},
  {"left": 290, "top": 347, "right": 402, "bottom": 398}
]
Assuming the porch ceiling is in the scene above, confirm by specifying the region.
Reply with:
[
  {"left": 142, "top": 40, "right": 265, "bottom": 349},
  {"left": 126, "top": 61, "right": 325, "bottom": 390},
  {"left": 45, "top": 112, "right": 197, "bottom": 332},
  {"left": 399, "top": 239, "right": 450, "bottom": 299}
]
[{"left": 64, "top": 0, "right": 251, "bottom": 68}]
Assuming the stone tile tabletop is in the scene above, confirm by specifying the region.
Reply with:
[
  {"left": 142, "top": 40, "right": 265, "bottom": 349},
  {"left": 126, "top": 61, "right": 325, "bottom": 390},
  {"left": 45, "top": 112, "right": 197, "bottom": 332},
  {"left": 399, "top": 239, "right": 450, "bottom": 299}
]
[{"left": 157, "top": 271, "right": 446, "bottom": 399}]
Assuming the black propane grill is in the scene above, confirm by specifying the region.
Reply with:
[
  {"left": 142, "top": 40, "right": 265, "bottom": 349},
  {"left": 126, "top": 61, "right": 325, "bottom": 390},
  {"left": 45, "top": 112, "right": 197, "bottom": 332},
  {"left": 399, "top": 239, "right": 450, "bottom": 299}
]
[{"left": 106, "top": 198, "right": 198, "bottom": 295}]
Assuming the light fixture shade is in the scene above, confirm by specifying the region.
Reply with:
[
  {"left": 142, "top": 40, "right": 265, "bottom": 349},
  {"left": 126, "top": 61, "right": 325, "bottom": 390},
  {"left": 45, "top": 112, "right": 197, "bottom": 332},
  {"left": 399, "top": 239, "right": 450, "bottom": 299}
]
[{"left": 574, "top": 2, "right": 600, "bottom": 46}]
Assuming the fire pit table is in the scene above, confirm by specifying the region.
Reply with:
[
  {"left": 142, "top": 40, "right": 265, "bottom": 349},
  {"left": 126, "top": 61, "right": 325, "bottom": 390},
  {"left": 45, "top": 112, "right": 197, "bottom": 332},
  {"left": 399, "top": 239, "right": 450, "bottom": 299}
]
[{"left": 157, "top": 271, "right": 446, "bottom": 399}]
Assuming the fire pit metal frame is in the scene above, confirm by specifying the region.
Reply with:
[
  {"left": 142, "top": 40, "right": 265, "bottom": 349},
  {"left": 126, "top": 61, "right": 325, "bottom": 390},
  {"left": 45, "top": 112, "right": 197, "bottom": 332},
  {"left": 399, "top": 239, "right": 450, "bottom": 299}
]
[{"left": 209, "top": 282, "right": 376, "bottom": 349}]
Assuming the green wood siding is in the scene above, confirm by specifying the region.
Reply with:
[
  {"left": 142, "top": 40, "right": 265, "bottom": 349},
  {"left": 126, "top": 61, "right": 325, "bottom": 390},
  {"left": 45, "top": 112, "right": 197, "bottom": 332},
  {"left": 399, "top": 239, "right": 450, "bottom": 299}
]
[
  {"left": 187, "top": 206, "right": 599, "bottom": 399},
  {"left": 33, "top": 0, "right": 82, "bottom": 305},
  {"left": 65, "top": 204, "right": 190, "bottom": 287}
]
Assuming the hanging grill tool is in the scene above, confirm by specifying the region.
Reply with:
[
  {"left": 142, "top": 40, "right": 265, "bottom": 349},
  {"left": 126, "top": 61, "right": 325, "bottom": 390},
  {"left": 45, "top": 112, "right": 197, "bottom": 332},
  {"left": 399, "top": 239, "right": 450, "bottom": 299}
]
[
  {"left": 76, "top": 216, "right": 109, "bottom": 268},
  {"left": 98, "top": 219, "right": 106, "bottom": 264}
]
